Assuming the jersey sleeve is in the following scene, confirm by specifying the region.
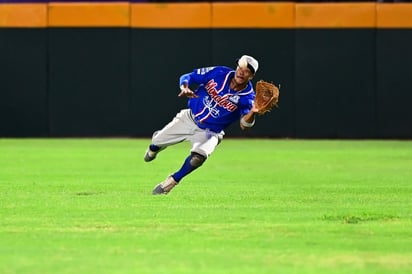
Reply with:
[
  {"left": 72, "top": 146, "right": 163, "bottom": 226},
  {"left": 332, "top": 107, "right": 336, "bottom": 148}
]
[
  {"left": 239, "top": 85, "right": 255, "bottom": 117},
  {"left": 239, "top": 97, "right": 254, "bottom": 117},
  {"left": 179, "top": 66, "right": 217, "bottom": 87}
]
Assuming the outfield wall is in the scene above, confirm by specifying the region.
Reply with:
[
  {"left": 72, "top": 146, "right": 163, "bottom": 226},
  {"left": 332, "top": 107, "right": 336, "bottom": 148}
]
[{"left": 1, "top": 2, "right": 412, "bottom": 138}]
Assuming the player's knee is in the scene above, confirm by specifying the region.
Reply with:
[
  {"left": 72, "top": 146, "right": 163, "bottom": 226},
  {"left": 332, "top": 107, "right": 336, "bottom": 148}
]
[{"left": 190, "top": 152, "right": 206, "bottom": 168}]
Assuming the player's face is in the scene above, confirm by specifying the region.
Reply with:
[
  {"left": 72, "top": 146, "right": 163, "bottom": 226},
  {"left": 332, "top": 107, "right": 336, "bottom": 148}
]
[{"left": 234, "top": 66, "right": 253, "bottom": 85}]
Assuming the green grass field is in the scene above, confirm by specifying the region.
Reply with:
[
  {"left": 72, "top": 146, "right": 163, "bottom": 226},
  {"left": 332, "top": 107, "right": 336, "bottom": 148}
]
[{"left": 1, "top": 138, "right": 411, "bottom": 274}]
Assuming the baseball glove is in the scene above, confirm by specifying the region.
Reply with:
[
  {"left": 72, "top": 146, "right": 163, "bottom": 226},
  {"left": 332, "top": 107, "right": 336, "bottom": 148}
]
[{"left": 254, "top": 80, "right": 280, "bottom": 115}]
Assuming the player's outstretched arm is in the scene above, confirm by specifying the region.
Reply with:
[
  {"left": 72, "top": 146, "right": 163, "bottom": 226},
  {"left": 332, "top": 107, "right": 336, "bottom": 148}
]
[{"left": 178, "top": 84, "right": 198, "bottom": 98}]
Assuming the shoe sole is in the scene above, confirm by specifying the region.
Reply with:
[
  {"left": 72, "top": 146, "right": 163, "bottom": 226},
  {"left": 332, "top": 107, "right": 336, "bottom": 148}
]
[{"left": 152, "top": 184, "right": 166, "bottom": 195}]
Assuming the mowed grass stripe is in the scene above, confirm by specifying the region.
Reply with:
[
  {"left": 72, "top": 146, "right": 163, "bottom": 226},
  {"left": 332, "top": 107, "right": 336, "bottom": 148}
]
[{"left": 0, "top": 139, "right": 411, "bottom": 274}]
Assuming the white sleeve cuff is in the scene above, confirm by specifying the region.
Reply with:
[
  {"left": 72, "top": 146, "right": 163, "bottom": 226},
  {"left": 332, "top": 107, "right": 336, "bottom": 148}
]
[{"left": 241, "top": 117, "right": 255, "bottom": 128}]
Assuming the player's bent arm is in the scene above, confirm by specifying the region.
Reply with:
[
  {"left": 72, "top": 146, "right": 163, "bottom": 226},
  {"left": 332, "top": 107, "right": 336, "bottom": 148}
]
[
  {"left": 240, "top": 110, "right": 257, "bottom": 130},
  {"left": 178, "top": 73, "right": 198, "bottom": 98},
  {"left": 178, "top": 86, "right": 197, "bottom": 98},
  {"left": 179, "top": 73, "right": 191, "bottom": 87}
]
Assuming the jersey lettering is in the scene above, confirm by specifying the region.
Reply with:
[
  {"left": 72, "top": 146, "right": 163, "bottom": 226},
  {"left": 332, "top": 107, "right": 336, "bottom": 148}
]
[{"left": 205, "top": 80, "right": 237, "bottom": 112}]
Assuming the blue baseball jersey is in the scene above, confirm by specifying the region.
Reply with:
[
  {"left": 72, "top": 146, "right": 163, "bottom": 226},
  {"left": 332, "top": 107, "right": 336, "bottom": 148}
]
[{"left": 179, "top": 66, "right": 255, "bottom": 133}]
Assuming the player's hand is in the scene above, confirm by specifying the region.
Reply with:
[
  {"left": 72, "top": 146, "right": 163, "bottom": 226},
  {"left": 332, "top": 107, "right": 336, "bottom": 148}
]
[
  {"left": 250, "top": 102, "right": 260, "bottom": 113},
  {"left": 178, "top": 86, "right": 198, "bottom": 98}
]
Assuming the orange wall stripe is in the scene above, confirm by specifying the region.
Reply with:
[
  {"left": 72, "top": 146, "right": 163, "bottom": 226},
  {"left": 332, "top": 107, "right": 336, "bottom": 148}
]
[
  {"left": 377, "top": 3, "right": 412, "bottom": 28},
  {"left": 131, "top": 3, "right": 211, "bottom": 28},
  {"left": 0, "top": 4, "right": 47, "bottom": 27},
  {"left": 1, "top": 3, "right": 412, "bottom": 28},
  {"left": 296, "top": 3, "right": 376, "bottom": 28},
  {"left": 48, "top": 3, "right": 130, "bottom": 27},
  {"left": 212, "top": 3, "right": 294, "bottom": 28}
]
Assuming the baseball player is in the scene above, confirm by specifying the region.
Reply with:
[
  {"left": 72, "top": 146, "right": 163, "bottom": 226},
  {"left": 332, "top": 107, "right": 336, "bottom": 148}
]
[{"left": 145, "top": 55, "right": 261, "bottom": 195}]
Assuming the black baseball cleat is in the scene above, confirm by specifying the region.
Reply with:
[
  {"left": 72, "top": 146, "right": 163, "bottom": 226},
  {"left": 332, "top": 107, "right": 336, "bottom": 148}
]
[
  {"left": 152, "top": 176, "right": 178, "bottom": 195},
  {"left": 144, "top": 149, "right": 157, "bottom": 162}
]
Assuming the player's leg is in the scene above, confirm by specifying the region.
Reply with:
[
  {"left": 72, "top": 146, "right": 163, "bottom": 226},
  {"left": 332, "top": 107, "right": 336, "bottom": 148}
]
[
  {"left": 144, "top": 109, "right": 193, "bottom": 162},
  {"left": 174, "top": 129, "right": 224, "bottom": 182},
  {"left": 172, "top": 152, "right": 207, "bottom": 181},
  {"left": 152, "top": 129, "right": 224, "bottom": 195},
  {"left": 152, "top": 151, "right": 206, "bottom": 195}
]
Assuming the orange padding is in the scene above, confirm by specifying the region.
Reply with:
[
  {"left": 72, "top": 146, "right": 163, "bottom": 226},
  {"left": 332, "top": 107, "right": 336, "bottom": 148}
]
[
  {"left": 295, "top": 3, "right": 376, "bottom": 28},
  {"left": 1, "top": 2, "right": 412, "bottom": 28},
  {"left": 212, "top": 2, "right": 294, "bottom": 28},
  {"left": 131, "top": 3, "right": 211, "bottom": 28},
  {"left": 377, "top": 3, "right": 412, "bottom": 28},
  {"left": 0, "top": 4, "right": 47, "bottom": 27},
  {"left": 48, "top": 3, "right": 130, "bottom": 27}
]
